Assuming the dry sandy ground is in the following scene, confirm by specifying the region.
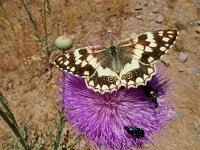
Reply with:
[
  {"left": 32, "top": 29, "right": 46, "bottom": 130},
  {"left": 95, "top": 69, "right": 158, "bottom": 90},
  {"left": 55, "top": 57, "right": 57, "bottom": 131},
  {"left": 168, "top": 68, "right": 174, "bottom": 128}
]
[{"left": 0, "top": 0, "right": 200, "bottom": 149}]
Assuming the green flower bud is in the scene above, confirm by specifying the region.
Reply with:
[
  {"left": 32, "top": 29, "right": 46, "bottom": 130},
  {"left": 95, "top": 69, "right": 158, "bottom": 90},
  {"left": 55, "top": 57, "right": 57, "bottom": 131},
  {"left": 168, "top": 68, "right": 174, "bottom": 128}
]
[{"left": 55, "top": 36, "right": 73, "bottom": 51}]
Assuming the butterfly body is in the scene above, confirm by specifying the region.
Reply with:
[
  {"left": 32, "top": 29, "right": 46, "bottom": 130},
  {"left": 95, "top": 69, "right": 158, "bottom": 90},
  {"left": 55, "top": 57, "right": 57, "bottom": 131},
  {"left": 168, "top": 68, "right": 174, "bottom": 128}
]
[
  {"left": 105, "top": 45, "right": 132, "bottom": 74},
  {"left": 53, "top": 30, "right": 179, "bottom": 94},
  {"left": 104, "top": 45, "right": 121, "bottom": 73},
  {"left": 108, "top": 45, "right": 118, "bottom": 56}
]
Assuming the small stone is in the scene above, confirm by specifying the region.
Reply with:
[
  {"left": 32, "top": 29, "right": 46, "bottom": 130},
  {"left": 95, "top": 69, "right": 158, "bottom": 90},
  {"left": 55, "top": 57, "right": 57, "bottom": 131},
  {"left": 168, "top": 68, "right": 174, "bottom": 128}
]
[
  {"left": 107, "top": 29, "right": 112, "bottom": 33},
  {"left": 136, "top": 15, "right": 142, "bottom": 20},
  {"left": 194, "top": 127, "right": 200, "bottom": 133},
  {"left": 134, "top": 4, "right": 143, "bottom": 10},
  {"left": 192, "top": 136, "right": 200, "bottom": 141},
  {"left": 7, "top": 66, "right": 16, "bottom": 71},
  {"left": 195, "top": 27, "right": 200, "bottom": 34},
  {"left": 178, "top": 67, "right": 184, "bottom": 72},
  {"left": 195, "top": 20, "right": 200, "bottom": 26},
  {"left": 8, "top": 80, "right": 14, "bottom": 89},
  {"left": 179, "top": 52, "right": 188, "bottom": 63},
  {"left": 0, "top": 25, "right": 5, "bottom": 32},
  {"left": 0, "top": 76, "right": 4, "bottom": 85},
  {"left": 161, "top": 57, "right": 170, "bottom": 66},
  {"left": 156, "top": 15, "right": 164, "bottom": 24},
  {"left": 189, "top": 22, "right": 194, "bottom": 26},
  {"left": 153, "top": 7, "right": 160, "bottom": 13},
  {"left": 140, "top": 1, "right": 148, "bottom": 6},
  {"left": 193, "top": 50, "right": 198, "bottom": 53},
  {"left": 96, "top": 0, "right": 101, "bottom": 3},
  {"left": 0, "top": 26, "right": 4, "bottom": 32}
]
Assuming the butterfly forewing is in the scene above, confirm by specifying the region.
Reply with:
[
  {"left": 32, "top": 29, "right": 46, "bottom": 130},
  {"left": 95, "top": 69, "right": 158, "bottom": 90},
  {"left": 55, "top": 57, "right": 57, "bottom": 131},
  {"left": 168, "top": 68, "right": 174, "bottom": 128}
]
[
  {"left": 118, "top": 30, "right": 179, "bottom": 64},
  {"left": 54, "top": 46, "right": 106, "bottom": 77}
]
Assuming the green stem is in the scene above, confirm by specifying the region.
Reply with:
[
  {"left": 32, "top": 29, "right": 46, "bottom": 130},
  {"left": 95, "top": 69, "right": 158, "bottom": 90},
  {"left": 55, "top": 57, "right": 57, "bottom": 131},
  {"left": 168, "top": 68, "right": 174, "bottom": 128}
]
[
  {"left": 42, "top": 0, "right": 49, "bottom": 57},
  {"left": 45, "top": 0, "right": 51, "bottom": 14},
  {"left": 20, "top": 0, "right": 42, "bottom": 43},
  {"left": 0, "top": 91, "right": 30, "bottom": 149},
  {"left": 0, "top": 4, "right": 16, "bottom": 35},
  {"left": 0, "top": 92, "right": 18, "bottom": 127},
  {"left": 20, "top": 0, "right": 38, "bottom": 32},
  {"left": 54, "top": 111, "right": 66, "bottom": 150},
  {"left": 0, "top": 110, "right": 28, "bottom": 150},
  {"left": 66, "top": 135, "right": 82, "bottom": 148}
]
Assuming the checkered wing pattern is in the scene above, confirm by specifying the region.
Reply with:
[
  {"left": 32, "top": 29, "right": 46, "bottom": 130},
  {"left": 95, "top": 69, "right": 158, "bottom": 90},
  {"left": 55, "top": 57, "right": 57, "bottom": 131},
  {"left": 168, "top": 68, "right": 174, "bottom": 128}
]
[
  {"left": 54, "top": 45, "right": 121, "bottom": 93},
  {"left": 53, "top": 30, "right": 179, "bottom": 94},
  {"left": 118, "top": 30, "right": 179, "bottom": 89}
]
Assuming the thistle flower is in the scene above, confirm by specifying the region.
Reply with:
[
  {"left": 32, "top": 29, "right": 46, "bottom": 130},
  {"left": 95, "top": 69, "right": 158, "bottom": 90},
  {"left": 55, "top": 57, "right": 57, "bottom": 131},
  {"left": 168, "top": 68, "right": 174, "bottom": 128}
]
[{"left": 59, "top": 68, "right": 175, "bottom": 150}]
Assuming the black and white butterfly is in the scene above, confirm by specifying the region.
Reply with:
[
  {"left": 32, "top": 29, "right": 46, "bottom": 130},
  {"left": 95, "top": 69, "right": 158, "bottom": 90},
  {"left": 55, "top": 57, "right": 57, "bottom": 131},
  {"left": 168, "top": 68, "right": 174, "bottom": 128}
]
[{"left": 53, "top": 30, "right": 179, "bottom": 94}]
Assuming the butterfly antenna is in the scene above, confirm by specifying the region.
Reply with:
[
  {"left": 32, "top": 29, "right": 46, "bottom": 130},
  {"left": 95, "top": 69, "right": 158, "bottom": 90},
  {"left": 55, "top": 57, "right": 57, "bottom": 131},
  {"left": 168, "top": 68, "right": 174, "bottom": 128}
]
[
  {"left": 103, "top": 29, "right": 114, "bottom": 45},
  {"left": 109, "top": 36, "right": 114, "bottom": 45},
  {"left": 97, "top": 39, "right": 103, "bottom": 45}
]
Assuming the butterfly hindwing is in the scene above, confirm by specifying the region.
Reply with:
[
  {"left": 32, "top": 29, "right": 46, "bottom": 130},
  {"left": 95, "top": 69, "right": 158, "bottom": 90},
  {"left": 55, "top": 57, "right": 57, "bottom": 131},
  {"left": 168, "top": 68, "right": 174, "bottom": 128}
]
[
  {"left": 120, "top": 61, "right": 156, "bottom": 88},
  {"left": 85, "top": 69, "right": 120, "bottom": 93}
]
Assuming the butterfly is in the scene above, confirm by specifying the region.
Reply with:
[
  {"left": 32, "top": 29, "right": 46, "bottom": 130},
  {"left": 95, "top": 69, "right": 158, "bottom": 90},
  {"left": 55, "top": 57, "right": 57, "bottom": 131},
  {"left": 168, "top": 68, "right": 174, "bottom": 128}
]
[{"left": 53, "top": 30, "right": 179, "bottom": 94}]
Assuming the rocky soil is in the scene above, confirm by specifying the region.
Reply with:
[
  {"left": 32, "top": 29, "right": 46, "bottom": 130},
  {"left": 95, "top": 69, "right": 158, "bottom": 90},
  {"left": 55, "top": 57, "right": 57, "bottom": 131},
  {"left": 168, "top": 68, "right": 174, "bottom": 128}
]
[{"left": 0, "top": 0, "right": 200, "bottom": 149}]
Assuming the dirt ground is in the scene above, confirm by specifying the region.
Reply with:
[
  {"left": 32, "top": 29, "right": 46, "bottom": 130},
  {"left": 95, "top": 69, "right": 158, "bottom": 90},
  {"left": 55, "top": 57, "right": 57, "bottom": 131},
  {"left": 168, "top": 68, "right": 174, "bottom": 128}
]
[{"left": 0, "top": 0, "right": 200, "bottom": 149}]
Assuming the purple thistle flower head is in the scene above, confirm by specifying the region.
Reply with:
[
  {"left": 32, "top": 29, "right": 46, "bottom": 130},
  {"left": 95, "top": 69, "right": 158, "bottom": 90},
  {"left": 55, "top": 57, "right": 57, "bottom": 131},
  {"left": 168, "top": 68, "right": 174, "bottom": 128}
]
[{"left": 59, "top": 67, "right": 175, "bottom": 149}]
